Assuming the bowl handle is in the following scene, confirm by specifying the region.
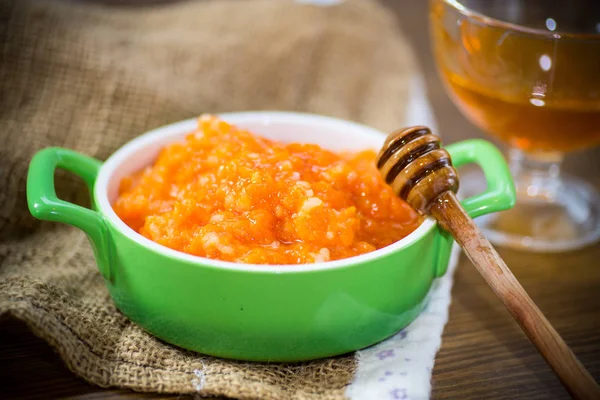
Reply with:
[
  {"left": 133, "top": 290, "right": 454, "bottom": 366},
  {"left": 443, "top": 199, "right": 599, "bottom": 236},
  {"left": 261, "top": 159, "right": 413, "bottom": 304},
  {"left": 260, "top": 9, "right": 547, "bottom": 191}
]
[
  {"left": 434, "top": 139, "right": 516, "bottom": 277},
  {"left": 446, "top": 139, "right": 516, "bottom": 218},
  {"left": 27, "top": 147, "right": 113, "bottom": 282}
]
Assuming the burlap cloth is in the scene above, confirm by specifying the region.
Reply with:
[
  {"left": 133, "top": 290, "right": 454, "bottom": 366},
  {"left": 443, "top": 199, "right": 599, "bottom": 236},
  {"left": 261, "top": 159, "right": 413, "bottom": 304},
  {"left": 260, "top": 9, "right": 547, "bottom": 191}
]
[{"left": 0, "top": 0, "right": 419, "bottom": 398}]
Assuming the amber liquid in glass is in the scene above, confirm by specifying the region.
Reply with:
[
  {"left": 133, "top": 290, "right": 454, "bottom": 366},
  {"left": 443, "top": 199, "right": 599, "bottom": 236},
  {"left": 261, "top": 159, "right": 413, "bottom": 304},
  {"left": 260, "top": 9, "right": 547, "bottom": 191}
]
[{"left": 432, "top": 2, "right": 600, "bottom": 153}]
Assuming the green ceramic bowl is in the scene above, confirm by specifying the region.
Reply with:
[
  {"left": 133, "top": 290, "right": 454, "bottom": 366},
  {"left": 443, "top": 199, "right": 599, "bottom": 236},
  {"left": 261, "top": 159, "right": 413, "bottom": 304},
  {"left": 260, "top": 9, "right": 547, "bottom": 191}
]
[{"left": 27, "top": 112, "right": 515, "bottom": 362}]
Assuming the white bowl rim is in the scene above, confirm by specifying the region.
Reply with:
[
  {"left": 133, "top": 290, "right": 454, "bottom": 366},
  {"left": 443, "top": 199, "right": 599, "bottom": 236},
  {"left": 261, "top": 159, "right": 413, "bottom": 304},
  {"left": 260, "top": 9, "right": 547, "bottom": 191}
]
[{"left": 95, "top": 111, "right": 437, "bottom": 273}]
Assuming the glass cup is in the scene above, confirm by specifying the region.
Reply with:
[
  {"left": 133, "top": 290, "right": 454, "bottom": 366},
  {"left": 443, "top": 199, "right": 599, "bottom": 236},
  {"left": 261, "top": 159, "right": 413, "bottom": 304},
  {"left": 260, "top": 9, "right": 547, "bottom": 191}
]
[{"left": 430, "top": 0, "right": 600, "bottom": 251}]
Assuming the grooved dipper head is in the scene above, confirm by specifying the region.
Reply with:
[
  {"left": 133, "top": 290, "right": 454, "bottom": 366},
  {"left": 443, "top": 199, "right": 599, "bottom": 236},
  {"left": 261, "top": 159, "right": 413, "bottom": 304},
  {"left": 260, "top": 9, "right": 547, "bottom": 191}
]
[{"left": 376, "top": 126, "right": 459, "bottom": 214}]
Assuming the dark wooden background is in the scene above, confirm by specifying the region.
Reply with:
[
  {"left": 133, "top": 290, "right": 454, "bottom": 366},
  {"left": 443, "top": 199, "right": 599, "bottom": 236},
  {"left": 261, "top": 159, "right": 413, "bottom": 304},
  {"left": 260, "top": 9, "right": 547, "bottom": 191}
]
[{"left": 1, "top": 0, "right": 599, "bottom": 399}]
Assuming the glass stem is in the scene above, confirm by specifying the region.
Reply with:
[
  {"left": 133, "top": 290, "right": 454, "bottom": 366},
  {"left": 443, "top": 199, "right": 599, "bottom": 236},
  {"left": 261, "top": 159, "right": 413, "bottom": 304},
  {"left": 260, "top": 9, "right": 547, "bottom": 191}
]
[{"left": 508, "top": 147, "right": 564, "bottom": 202}]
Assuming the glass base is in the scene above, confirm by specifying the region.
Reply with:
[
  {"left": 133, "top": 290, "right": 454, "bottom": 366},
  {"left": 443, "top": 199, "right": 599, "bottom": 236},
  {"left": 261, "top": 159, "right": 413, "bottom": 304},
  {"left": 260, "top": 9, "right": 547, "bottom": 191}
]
[{"left": 459, "top": 166, "right": 600, "bottom": 252}]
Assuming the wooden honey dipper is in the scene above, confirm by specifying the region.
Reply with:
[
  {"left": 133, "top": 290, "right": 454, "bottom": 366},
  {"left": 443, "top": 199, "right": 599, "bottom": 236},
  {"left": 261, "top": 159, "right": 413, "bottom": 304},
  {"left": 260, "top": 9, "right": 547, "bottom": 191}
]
[{"left": 377, "top": 126, "right": 600, "bottom": 400}]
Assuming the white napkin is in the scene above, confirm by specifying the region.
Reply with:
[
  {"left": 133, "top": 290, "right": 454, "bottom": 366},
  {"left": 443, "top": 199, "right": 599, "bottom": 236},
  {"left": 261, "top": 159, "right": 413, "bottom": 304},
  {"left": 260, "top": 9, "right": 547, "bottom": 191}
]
[
  {"left": 346, "top": 75, "right": 459, "bottom": 400},
  {"left": 296, "top": 3, "right": 458, "bottom": 398},
  {"left": 346, "top": 246, "right": 459, "bottom": 400}
]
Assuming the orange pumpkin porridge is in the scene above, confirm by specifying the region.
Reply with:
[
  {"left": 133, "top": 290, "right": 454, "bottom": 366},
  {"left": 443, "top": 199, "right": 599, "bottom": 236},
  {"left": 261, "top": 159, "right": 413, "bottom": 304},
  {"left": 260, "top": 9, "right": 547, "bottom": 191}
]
[{"left": 113, "top": 115, "right": 422, "bottom": 264}]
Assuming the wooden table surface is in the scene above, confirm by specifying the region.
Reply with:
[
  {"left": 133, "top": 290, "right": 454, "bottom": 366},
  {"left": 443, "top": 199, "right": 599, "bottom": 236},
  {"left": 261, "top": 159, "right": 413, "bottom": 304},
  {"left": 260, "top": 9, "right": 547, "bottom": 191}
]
[{"left": 1, "top": 1, "right": 599, "bottom": 399}]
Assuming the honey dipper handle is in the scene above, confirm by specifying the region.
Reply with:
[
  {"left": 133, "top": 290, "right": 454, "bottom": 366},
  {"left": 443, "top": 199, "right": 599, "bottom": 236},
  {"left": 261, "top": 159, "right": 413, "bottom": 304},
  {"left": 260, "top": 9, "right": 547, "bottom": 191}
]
[{"left": 431, "top": 191, "right": 600, "bottom": 400}]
